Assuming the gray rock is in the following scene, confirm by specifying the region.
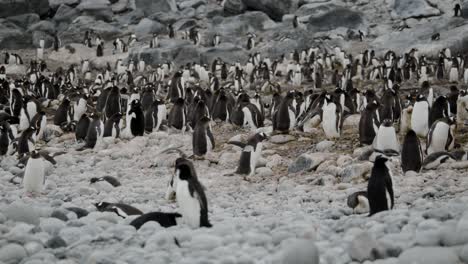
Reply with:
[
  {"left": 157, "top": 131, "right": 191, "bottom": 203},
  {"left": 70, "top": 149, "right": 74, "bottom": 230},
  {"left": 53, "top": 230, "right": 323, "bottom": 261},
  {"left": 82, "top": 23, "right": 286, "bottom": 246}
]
[
  {"left": 4, "top": 202, "right": 39, "bottom": 225},
  {"left": 115, "top": 9, "right": 145, "bottom": 25},
  {"left": 134, "top": 18, "right": 165, "bottom": 37},
  {"left": 0, "top": 21, "right": 32, "bottom": 49},
  {"left": 51, "top": 210, "right": 69, "bottom": 222},
  {"left": 398, "top": 247, "right": 459, "bottom": 264},
  {"left": 270, "top": 134, "right": 295, "bottom": 144},
  {"left": 348, "top": 232, "right": 382, "bottom": 262},
  {"left": 459, "top": 244, "right": 468, "bottom": 263},
  {"left": 45, "top": 236, "right": 67, "bottom": 249},
  {"left": 29, "top": 21, "right": 57, "bottom": 35},
  {"left": 128, "top": 39, "right": 199, "bottom": 66},
  {"left": 135, "top": 0, "right": 177, "bottom": 16},
  {"left": 24, "top": 241, "right": 44, "bottom": 256},
  {"left": 53, "top": 4, "right": 81, "bottom": 23},
  {"left": 200, "top": 43, "right": 248, "bottom": 65},
  {"left": 340, "top": 162, "right": 373, "bottom": 183},
  {"left": 58, "top": 227, "right": 82, "bottom": 244},
  {"left": 32, "top": 31, "right": 54, "bottom": 48},
  {"left": 111, "top": 0, "right": 132, "bottom": 13},
  {"left": 210, "top": 11, "right": 276, "bottom": 37},
  {"left": 7, "top": 13, "right": 40, "bottom": 29},
  {"left": 281, "top": 239, "right": 319, "bottom": 264},
  {"left": 61, "top": 16, "right": 122, "bottom": 43},
  {"left": 49, "top": 0, "right": 80, "bottom": 9},
  {"left": 288, "top": 153, "right": 334, "bottom": 173},
  {"left": 40, "top": 218, "right": 66, "bottom": 236},
  {"left": 422, "top": 208, "right": 454, "bottom": 221},
  {"left": 179, "top": 0, "right": 206, "bottom": 9},
  {"left": 393, "top": 0, "right": 441, "bottom": 19},
  {"left": 0, "top": 243, "right": 27, "bottom": 264},
  {"left": 308, "top": 7, "right": 365, "bottom": 31},
  {"left": 223, "top": 0, "right": 246, "bottom": 15},
  {"left": 242, "top": 0, "right": 299, "bottom": 21},
  {"left": 0, "top": 0, "right": 49, "bottom": 18},
  {"left": 315, "top": 140, "right": 334, "bottom": 152}
]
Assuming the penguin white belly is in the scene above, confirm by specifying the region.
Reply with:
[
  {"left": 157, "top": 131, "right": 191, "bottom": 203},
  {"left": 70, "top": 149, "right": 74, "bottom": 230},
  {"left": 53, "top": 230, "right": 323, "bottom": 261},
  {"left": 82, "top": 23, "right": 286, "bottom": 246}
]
[
  {"left": 74, "top": 101, "right": 87, "bottom": 121},
  {"left": 411, "top": 103, "right": 429, "bottom": 137},
  {"left": 354, "top": 196, "right": 370, "bottom": 214},
  {"left": 375, "top": 127, "right": 399, "bottom": 152},
  {"left": 288, "top": 109, "right": 296, "bottom": 130},
  {"left": 37, "top": 117, "right": 47, "bottom": 140},
  {"left": 386, "top": 189, "right": 392, "bottom": 209},
  {"left": 251, "top": 144, "right": 262, "bottom": 176},
  {"left": 176, "top": 181, "right": 201, "bottom": 228},
  {"left": 206, "top": 135, "right": 213, "bottom": 152},
  {"left": 400, "top": 107, "right": 412, "bottom": 134},
  {"left": 156, "top": 105, "right": 167, "bottom": 131},
  {"left": 449, "top": 68, "right": 459, "bottom": 82},
  {"left": 19, "top": 109, "right": 29, "bottom": 131},
  {"left": 242, "top": 107, "right": 256, "bottom": 131},
  {"left": 322, "top": 105, "right": 339, "bottom": 139},
  {"left": 23, "top": 159, "right": 45, "bottom": 193},
  {"left": 427, "top": 124, "right": 449, "bottom": 154},
  {"left": 464, "top": 69, "right": 468, "bottom": 84}
]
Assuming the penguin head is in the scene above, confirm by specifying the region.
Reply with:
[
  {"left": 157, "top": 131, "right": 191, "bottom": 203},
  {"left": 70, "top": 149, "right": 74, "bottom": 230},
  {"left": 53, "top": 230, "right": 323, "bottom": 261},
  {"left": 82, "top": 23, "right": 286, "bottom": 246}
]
[
  {"left": 90, "top": 177, "right": 101, "bottom": 184},
  {"left": 416, "top": 94, "right": 427, "bottom": 102},
  {"left": 175, "top": 158, "right": 197, "bottom": 181},
  {"left": 374, "top": 155, "right": 389, "bottom": 165},
  {"left": 256, "top": 132, "right": 268, "bottom": 142},
  {"left": 94, "top": 202, "right": 110, "bottom": 211},
  {"left": 382, "top": 119, "right": 393, "bottom": 127}
]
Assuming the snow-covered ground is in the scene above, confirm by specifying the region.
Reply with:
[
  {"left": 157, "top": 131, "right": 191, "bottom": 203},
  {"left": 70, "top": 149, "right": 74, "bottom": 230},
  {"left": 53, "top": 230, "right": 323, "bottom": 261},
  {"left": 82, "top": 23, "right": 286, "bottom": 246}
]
[{"left": 2, "top": 122, "right": 468, "bottom": 264}]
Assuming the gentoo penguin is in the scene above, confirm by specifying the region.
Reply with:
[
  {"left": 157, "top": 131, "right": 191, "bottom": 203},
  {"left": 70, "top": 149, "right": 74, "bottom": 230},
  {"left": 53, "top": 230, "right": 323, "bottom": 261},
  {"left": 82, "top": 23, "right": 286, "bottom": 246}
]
[
  {"left": 18, "top": 127, "right": 37, "bottom": 157},
  {"left": 359, "top": 101, "right": 380, "bottom": 145},
  {"left": 211, "top": 90, "right": 231, "bottom": 122},
  {"left": 429, "top": 96, "right": 450, "bottom": 127},
  {"left": 347, "top": 191, "right": 369, "bottom": 214},
  {"left": 130, "top": 212, "right": 182, "bottom": 229},
  {"left": 450, "top": 150, "right": 468, "bottom": 161},
  {"left": 431, "top": 33, "right": 440, "bottom": 41},
  {"left": 103, "top": 112, "right": 122, "bottom": 138},
  {"left": 145, "top": 98, "right": 167, "bottom": 132},
  {"left": 83, "top": 112, "right": 104, "bottom": 149},
  {"left": 173, "top": 157, "right": 212, "bottom": 228},
  {"left": 75, "top": 114, "right": 90, "bottom": 142},
  {"left": 96, "top": 43, "right": 103, "bottom": 57},
  {"left": 105, "top": 86, "right": 121, "bottom": 120},
  {"left": 149, "top": 33, "right": 159, "bottom": 48},
  {"left": 128, "top": 100, "right": 145, "bottom": 137},
  {"left": 212, "top": 33, "right": 220, "bottom": 47},
  {"left": 22, "top": 150, "right": 57, "bottom": 196},
  {"left": 321, "top": 95, "right": 343, "bottom": 139},
  {"left": 90, "top": 176, "right": 121, "bottom": 187},
  {"left": 73, "top": 95, "right": 88, "bottom": 122},
  {"left": 426, "top": 117, "right": 455, "bottom": 155},
  {"left": 192, "top": 116, "right": 215, "bottom": 157},
  {"left": 0, "top": 122, "right": 14, "bottom": 155},
  {"left": 247, "top": 33, "right": 255, "bottom": 50},
  {"left": 229, "top": 132, "right": 267, "bottom": 178},
  {"left": 422, "top": 152, "right": 456, "bottom": 170},
  {"left": 454, "top": 3, "right": 462, "bottom": 17},
  {"left": 54, "top": 98, "right": 72, "bottom": 127},
  {"left": 401, "top": 130, "right": 423, "bottom": 173},
  {"left": 94, "top": 202, "right": 143, "bottom": 218},
  {"left": 30, "top": 111, "right": 47, "bottom": 141},
  {"left": 367, "top": 155, "right": 394, "bottom": 216},
  {"left": 273, "top": 91, "right": 296, "bottom": 134},
  {"left": 411, "top": 95, "right": 430, "bottom": 137},
  {"left": 374, "top": 119, "right": 399, "bottom": 153},
  {"left": 19, "top": 97, "right": 39, "bottom": 131},
  {"left": 168, "top": 98, "right": 187, "bottom": 130}
]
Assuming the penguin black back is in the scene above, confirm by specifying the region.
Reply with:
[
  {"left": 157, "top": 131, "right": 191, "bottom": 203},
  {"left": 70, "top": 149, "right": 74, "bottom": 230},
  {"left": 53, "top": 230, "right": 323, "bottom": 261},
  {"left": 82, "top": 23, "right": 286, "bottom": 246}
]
[
  {"left": 130, "top": 212, "right": 182, "bottom": 229},
  {"left": 401, "top": 129, "right": 423, "bottom": 173},
  {"left": 367, "top": 156, "right": 394, "bottom": 216}
]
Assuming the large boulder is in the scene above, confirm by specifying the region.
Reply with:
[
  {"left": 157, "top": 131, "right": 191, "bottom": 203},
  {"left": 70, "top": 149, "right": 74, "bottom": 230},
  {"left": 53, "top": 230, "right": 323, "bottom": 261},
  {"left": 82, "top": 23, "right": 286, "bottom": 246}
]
[
  {"left": 29, "top": 20, "right": 57, "bottom": 35},
  {"left": 77, "top": 0, "right": 113, "bottom": 22},
  {"left": 134, "top": 0, "right": 177, "bottom": 16},
  {"left": 133, "top": 18, "right": 165, "bottom": 37},
  {"left": 223, "top": 0, "right": 246, "bottom": 15},
  {"left": 200, "top": 43, "right": 248, "bottom": 65},
  {"left": 308, "top": 7, "right": 365, "bottom": 32},
  {"left": 6, "top": 13, "right": 40, "bottom": 29},
  {"left": 0, "top": 0, "right": 49, "bottom": 18},
  {"left": 210, "top": 11, "right": 276, "bottom": 37},
  {"left": 241, "top": 0, "right": 299, "bottom": 21},
  {"left": 32, "top": 30, "right": 55, "bottom": 48},
  {"left": 128, "top": 39, "right": 200, "bottom": 66},
  {"left": 0, "top": 20, "right": 32, "bottom": 48},
  {"left": 393, "top": 0, "right": 441, "bottom": 19},
  {"left": 49, "top": 0, "right": 81, "bottom": 9},
  {"left": 111, "top": 0, "right": 133, "bottom": 13},
  {"left": 60, "top": 16, "right": 122, "bottom": 43},
  {"left": 53, "top": 4, "right": 81, "bottom": 23}
]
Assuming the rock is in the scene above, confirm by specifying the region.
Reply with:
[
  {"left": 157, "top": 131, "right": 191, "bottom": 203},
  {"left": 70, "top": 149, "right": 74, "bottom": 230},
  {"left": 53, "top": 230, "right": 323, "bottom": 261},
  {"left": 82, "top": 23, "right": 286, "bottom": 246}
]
[
  {"left": 179, "top": 0, "right": 205, "bottom": 9},
  {"left": 242, "top": 0, "right": 299, "bottom": 21},
  {"left": 32, "top": 31, "right": 54, "bottom": 48},
  {"left": 40, "top": 218, "right": 66, "bottom": 236},
  {"left": 24, "top": 241, "right": 44, "bottom": 256},
  {"left": 4, "top": 202, "right": 39, "bottom": 225},
  {"left": 49, "top": 0, "right": 80, "bottom": 9},
  {"left": 308, "top": 7, "right": 365, "bottom": 32},
  {"left": 7, "top": 13, "right": 40, "bottom": 29},
  {"left": 60, "top": 16, "right": 122, "bottom": 43},
  {"left": 115, "top": 9, "right": 145, "bottom": 25},
  {"left": 270, "top": 134, "right": 295, "bottom": 144},
  {"left": 53, "top": 4, "right": 80, "bottom": 23},
  {"left": 224, "top": 0, "right": 246, "bottom": 15},
  {"left": 0, "top": 0, "right": 49, "bottom": 18},
  {"left": 200, "top": 43, "right": 248, "bottom": 65},
  {"left": 58, "top": 227, "right": 82, "bottom": 244},
  {"left": 398, "top": 247, "right": 459, "bottom": 264},
  {"left": 340, "top": 162, "right": 373, "bottom": 183},
  {"left": 45, "top": 236, "right": 67, "bottom": 249},
  {"left": 210, "top": 11, "right": 276, "bottom": 37},
  {"left": 288, "top": 153, "right": 334, "bottom": 173},
  {"left": 77, "top": 0, "right": 113, "bottom": 22},
  {"left": 135, "top": 0, "right": 177, "bottom": 15},
  {"left": 190, "top": 234, "right": 223, "bottom": 250},
  {"left": 0, "top": 244, "right": 27, "bottom": 264},
  {"left": 316, "top": 140, "right": 334, "bottom": 152},
  {"left": 348, "top": 232, "right": 382, "bottom": 262},
  {"left": 255, "top": 167, "right": 273, "bottom": 177},
  {"left": 0, "top": 22, "right": 32, "bottom": 49},
  {"left": 111, "top": 0, "right": 132, "bottom": 13},
  {"left": 459, "top": 244, "right": 468, "bottom": 263},
  {"left": 51, "top": 210, "right": 69, "bottom": 222},
  {"left": 393, "top": 0, "right": 441, "bottom": 19},
  {"left": 422, "top": 208, "right": 454, "bottom": 221},
  {"left": 29, "top": 21, "right": 56, "bottom": 35},
  {"left": 128, "top": 39, "right": 199, "bottom": 67},
  {"left": 281, "top": 239, "right": 319, "bottom": 264},
  {"left": 133, "top": 18, "right": 165, "bottom": 37}
]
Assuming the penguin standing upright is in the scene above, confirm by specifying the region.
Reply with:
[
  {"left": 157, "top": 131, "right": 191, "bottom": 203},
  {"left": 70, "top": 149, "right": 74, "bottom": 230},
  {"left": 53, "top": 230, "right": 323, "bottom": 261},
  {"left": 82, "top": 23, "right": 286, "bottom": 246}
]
[
  {"left": 54, "top": 98, "right": 72, "bottom": 127},
  {"left": 0, "top": 122, "right": 14, "bottom": 155},
  {"left": 273, "top": 91, "right": 296, "bottom": 134},
  {"left": 454, "top": 3, "right": 462, "bottom": 17},
  {"left": 19, "top": 98, "right": 39, "bottom": 131},
  {"left": 367, "top": 156, "right": 394, "bottom": 216},
  {"left": 359, "top": 101, "right": 380, "bottom": 145},
  {"left": 22, "top": 150, "right": 56, "bottom": 196},
  {"left": 229, "top": 132, "right": 267, "bottom": 178},
  {"left": 411, "top": 95, "right": 430, "bottom": 137},
  {"left": 103, "top": 112, "right": 122, "bottom": 138},
  {"left": 105, "top": 86, "right": 121, "bottom": 120},
  {"left": 374, "top": 119, "right": 399, "bottom": 153},
  {"left": 321, "top": 95, "right": 343, "bottom": 139},
  {"left": 30, "top": 111, "right": 47, "bottom": 141},
  {"left": 192, "top": 116, "right": 215, "bottom": 157},
  {"left": 174, "top": 157, "right": 212, "bottom": 228},
  {"left": 401, "top": 129, "right": 423, "bottom": 173},
  {"left": 168, "top": 98, "right": 187, "bottom": 130},
  {"left": 73, "top": 95, "right": 88, "bottom": 122},
  {"left": 75, "top": 113, "right": 90, "bottom": 142},
  {"left": 97, "top": 44, "right": 103, "bottom": 57},
  {"left": 429, "top": 96, "right": 450, "bottom": 127},
  {"left": 128, "top": 100, "right": 145, "bottom": 137},
  {"left": 18, "top": 127, "right": 37, "bottom": 157},
  {"left": 83, "top": 113, "right": 104, "bottom": 149},
  {"left": 426, "top": 117, "right": 456, "bottom": 155}
]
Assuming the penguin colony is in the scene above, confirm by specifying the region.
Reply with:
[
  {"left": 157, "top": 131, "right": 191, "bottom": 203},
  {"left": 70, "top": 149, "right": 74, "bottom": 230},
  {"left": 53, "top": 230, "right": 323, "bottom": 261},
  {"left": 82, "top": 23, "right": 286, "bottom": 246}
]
[{"left": 1, "top": 15, "right": 468, "bottom": 231}]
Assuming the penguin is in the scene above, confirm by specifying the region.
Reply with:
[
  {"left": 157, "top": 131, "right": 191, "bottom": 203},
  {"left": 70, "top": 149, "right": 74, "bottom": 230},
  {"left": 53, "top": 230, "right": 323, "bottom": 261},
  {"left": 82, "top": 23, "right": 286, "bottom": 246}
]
[
  {"left": 94, "top": 202, "right": 143, "bottom": 218},
  {"left": 30, "top": 111, "right": 47, "bottom": 141},
  {"left": 247, "top": 34, "right": 255, "bottom": 50},
  {"left": 450, "top": 150, "right": 468, "bottom": 161},
  {"left": 75, "top": 113, "right": 90, "bottom": 142},
  {"left": 347, "top": 191, "right": 369, "bottom": 214},
  {"left": 104, "top": 86, "right": 121, "bottom": 120},
  {"left": 128, "top": 100, "right": 145, "bottom": 137},
  {"left": 454, "top": 3, "right": 462, "bottom": 17},
  {"left": 22, "top": 150, "right": 57, "bottom": 196},
  {"left": 426, "top": 117, "right": 455, "bottom": 155},
  {"left": 168, "top": 98, "right": 187, "bottom": 130},
  {"left": 96, "top": 44, "right": 103, "bottom": 57},
  {"left": 103, "top": 112, "right": 122, "bottom": 138},
  {"left": 149, "top": 33, "right": 159, "bottom": 48},
  {"left": 422, "top": 152, "right": 456, "bottom": 170},
  {"left": 374, "top": 119, "right": 399, "bottom": 153},
  {"left": 411, "top": 95, "right": 430, "bottom": 137},
  {"left": 19, "top": 98, "right": 39, "bottom": 131},
  {"left": 130, "top": 212, "right": 182, "bottom": 229},
  {"left": 90, "top": 176, "right": 121, "bottom": 187},
  {"left": 83, "top": 112, "right": 104, "bottom": 149},
  {"left": 228, "top": 132, "right": 267, "bottom": 178},
  {"left": 401, "top": 129, "right": 423, "bottom": 173},
  {"left": 359, "top": 101, "right": 380, "bottom": 145},
  {"left": 18, "top": 127, "right": 37, "bottom": 157},
  {"left": 429, "top": 96, "right": 450, "bottom": 127},
  {"left": 293, "top": 16, "right": 299, "bottom": 28},
  {"left": 431, "top": 33, "right": 440, "bottom": 41},
  {"left": 192, "top": 116, "right": 215, "bottom": 157},
  {"left": 0, "top": 121, "right": 14, "bottom": 155},
  {"left": 168, "top": 24, "right": 175, "bottom": 38},
  {"left": 73, "top": 95, "right": 88, "bottom": 122},
  {"left": 358, "top": 30, "right": 364, "bottom": 42},
  {"left": 212, "top": 33, "right": 220, "bottom": 47},
  {"left": 273, "top": 91, "right": 296, "bottom": 134},
  {"left": 321, "top": 95, "right": 343, "bottom": 139},
  {"left": 145, "top": 98, "right": 167, "bottom": 132},
  {"left": 367, "top": 155, "right": 394, "bottom": 216},
  {"left": 173, "top": 157, "right": 212, "bottom": 228},
  {"left": 211, "top": 90, "right": 231, "bottom": 122},
  {"left": 54, "top": 98, "right": 72, "bottom": 127}
]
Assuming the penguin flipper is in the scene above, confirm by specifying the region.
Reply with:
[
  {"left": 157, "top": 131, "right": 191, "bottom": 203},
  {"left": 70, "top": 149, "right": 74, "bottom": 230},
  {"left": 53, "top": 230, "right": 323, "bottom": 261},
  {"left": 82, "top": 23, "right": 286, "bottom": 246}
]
[
  {"left": 385, "top": 176, "right": 395, "bottom": 209},
  {"left": 40, "top": 152, "right": 57, "bottom": 165},
  {"left": 228, "top": 141, "right": 246, "bottom": 148},
  {"left": 17, "top": 155, "right": 30, "bottom": 166}
]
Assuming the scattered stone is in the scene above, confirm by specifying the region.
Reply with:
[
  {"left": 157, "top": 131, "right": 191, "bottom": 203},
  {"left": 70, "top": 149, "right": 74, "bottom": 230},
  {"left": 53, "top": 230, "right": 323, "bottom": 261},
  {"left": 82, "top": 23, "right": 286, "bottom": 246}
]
[
  {"left": 348, "top": 232, "right": 383, "bottom": 262},
  {"left": 281, "top": 239, "right": 319, "bottom": 264},
  {"left": 0, "top": 243, "right": 27, "bottom": 264},
  {"left": 398, "top": 247, "right": 459, "bottom": 264},
  {"left": 4, "top": 202, "right": 40, "bottom": 225}
]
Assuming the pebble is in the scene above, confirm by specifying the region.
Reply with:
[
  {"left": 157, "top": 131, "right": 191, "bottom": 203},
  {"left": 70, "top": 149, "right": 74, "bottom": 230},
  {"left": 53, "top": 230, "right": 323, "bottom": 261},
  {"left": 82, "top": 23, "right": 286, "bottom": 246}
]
[
  {"left": 0, "top": 243, "right": 27, "bottom": 263},
  {"left": 281, "top": 239, "right": 319, "bottom": 264}
]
